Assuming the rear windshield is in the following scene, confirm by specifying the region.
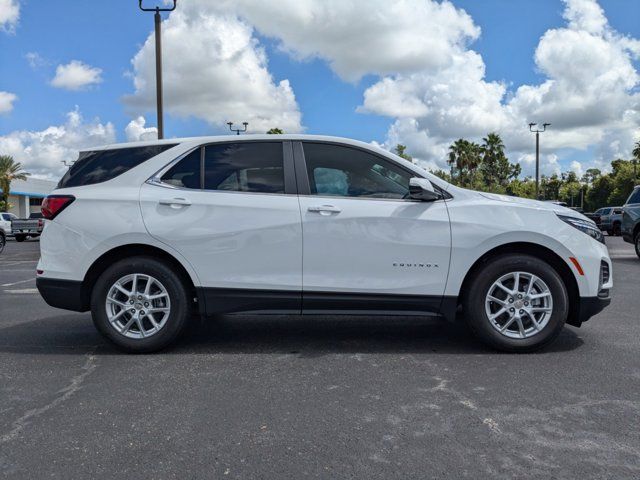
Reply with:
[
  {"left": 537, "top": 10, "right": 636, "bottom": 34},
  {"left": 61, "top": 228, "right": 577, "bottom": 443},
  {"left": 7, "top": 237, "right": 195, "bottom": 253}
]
[
  {"left": 58, "top": 144, "right": 177, "bottom": 189},
  {"left": 626, "top": 187, "right": 640, "bottom": 205}
]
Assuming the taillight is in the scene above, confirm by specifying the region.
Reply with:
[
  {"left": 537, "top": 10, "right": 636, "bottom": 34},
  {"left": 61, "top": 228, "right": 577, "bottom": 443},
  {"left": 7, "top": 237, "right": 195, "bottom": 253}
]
[{"left": 41, "top": 195, "right": 75, "bottom": 220}]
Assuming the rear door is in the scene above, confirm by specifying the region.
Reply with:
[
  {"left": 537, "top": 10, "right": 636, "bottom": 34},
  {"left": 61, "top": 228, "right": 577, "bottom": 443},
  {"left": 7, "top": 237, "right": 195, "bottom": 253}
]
[
  {"left": 140, "top": 141, "right": 303, "bottom": 313},
  {"left": 294, "top": 142, "right": 451, "bottom": 313}
]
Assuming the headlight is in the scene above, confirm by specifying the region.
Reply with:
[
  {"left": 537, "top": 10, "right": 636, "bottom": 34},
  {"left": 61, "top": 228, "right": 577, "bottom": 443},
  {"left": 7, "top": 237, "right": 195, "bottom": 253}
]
[{"left": 557, "top": 214, "right": 605, "bottom": 244}]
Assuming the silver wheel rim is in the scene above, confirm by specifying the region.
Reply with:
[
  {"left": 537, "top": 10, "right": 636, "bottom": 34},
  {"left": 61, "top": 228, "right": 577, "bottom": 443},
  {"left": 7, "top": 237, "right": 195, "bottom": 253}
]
[
  {"left": 105, "top": 274, "right": 171, "bottom": 339},
  {"left": 485, "top": 271, "right": 553, "bottom": 339}
]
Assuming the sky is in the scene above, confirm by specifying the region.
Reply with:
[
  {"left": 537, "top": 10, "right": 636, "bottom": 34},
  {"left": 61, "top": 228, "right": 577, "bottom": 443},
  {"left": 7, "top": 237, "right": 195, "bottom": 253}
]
[{"left": 0, "top": 0, "right": 639, "bottom": 180}]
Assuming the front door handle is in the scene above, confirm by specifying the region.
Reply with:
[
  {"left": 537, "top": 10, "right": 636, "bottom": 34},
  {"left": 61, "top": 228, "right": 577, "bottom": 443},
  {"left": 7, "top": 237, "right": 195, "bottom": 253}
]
[
  {"left": 159, "top": 197, "right": 192, "bottom": 207},
  {"left": 308, "top": 205, "right": 341, "bottom": 215}
]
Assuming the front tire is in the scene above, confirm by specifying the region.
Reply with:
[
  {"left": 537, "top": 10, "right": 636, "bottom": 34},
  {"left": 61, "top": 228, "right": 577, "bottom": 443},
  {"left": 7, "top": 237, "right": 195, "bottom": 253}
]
[
  {"left": 635, "top": 233, "right": 640, "bottom": 259},
  {"left": 463, "top": 254, "right": 568, "bottom": 352},
  {"left": 0, "top": 232, "right": 5, "bottom": 254},
  {"left": 91, "top": 256, "right": 191, "bottom": 353}
]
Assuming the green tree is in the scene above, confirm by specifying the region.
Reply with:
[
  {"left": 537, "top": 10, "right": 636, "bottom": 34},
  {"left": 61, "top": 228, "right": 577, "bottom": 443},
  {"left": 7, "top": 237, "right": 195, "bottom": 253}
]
[
  {"left": 586, "top": 174, "right": 613, "bottom": 210},
  {"left": 608, "top": 159, "right": 636, "bottom": 205},
  {"left": 0, "top": 155, "right": 29, "bottom": 212},
  {"left": 266, "top": 128, "right": 284, "bottom": 134},
  {"left": 540, "top": 174, "right": 563, "bottom": 201},
  {"left": 632, "top": 141, "right": 640, "bottom": 183},
  {"left": 479, "top": 133, "right": 520, "bottom": 191},
  {"left": 506, "top": 178, "right": 536, "bottom": 199},
  {"left": 448, "top": 139, "right": 481, "bottom": 187},
  {"left": 394, "top": 144, "right": 413, "bottom": 163}
]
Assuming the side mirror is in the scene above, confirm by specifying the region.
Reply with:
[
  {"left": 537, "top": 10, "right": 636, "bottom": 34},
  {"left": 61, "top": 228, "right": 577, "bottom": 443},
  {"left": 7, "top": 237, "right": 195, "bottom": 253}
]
[{"left": 409, "top": 177, "right": 440, "bottom": 202}]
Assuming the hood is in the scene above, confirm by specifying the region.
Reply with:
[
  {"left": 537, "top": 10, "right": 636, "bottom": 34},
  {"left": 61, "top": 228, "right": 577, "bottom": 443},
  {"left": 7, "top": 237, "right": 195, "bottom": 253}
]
[{"left": 478, "top": 192, "right": 589, "bottom": 220}]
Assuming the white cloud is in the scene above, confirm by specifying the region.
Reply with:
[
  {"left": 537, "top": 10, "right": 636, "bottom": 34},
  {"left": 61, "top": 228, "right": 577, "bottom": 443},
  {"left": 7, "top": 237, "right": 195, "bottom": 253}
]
[
  {"left": 358, "top": 0, "right": 640, "bottom": 174},
  {"left": 125, "top": 116, "right": 158, "bottom": 142},
  {"left": 0, "top": 0, "right": 19, "bottom": 33},
  {"left": 205, "top": 0, "right": 479, "bottom": 82},
  {"left": 51, "top": 61, "right": 103, "bottom": 91},
  {"left": 0, "top": 91, "right": 17, "bottom": 114},
  {"left": 0, "top": 108, "right": 115, "bottom": 180},
  {"left": 124, "top": 8, "right": 302, "bottom": 133}
]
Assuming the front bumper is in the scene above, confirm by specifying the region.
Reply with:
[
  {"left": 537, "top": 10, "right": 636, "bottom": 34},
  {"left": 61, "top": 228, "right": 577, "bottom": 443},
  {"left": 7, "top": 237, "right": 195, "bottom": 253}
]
[
  {"left": 36, "top": 277, "right": 88, "bottom": 312},
  {"left": 568, "top": 293, "right": 611, "bottom": 327}
]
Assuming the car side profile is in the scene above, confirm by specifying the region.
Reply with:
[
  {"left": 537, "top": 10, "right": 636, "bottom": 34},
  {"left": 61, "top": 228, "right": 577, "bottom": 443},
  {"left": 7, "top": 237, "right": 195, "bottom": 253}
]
[
  {"left": 36, "top": 135, "right": 613, "bottom": 353},
  {"left": 621, "top": 185, "right": 640, "bottom": 258}
]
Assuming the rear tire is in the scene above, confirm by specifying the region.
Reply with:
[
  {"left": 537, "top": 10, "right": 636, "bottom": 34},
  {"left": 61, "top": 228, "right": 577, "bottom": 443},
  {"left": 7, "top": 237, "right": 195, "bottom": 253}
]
[
  {"left": 635, "top": 234, "right": 640, "bottom": 260},
  {"left": 14, "top": 235, "right": 25, "bottom": 242},
  {"left": 0, "top": 232, "right": 5, "bottom": 254},
  {"left": 613, "top": 223, "right": 621, "bottom": 236},
  {"left": 91, "top": 256, "right": 191, "bottom": 353},
  {"left": 462, "top": 254, "right": 568, "bottom": 353}
]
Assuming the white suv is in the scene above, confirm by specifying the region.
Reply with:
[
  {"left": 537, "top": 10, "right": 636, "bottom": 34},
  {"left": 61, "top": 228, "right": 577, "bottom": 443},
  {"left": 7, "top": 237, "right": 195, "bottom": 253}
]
[{"left": 36, "top": 135, "right": 612, "bottom": 352}]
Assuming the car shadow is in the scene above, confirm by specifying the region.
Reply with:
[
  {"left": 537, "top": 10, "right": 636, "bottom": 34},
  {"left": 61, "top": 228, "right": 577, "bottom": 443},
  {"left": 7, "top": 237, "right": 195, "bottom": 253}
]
[{"left": 0, "top": 313, "right": 584, "bottom": 356}]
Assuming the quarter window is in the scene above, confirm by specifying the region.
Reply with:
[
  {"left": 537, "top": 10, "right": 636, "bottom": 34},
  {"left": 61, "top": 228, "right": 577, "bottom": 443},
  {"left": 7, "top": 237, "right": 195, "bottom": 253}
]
[
  {"left": 302, "top": 143, "right": 410, "bottom": 199},
  {"left": 161, "top": 149, "right": 202, "bottom": 189},
  {"left": 204, "top": 142, "right": 284, "bottom": 194}
]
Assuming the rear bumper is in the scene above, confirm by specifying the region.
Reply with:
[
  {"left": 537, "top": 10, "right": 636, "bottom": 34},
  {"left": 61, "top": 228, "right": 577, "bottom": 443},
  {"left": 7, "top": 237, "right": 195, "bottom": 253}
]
[{"left": 36, "top": 277, "right": 88, "bottom": 312}]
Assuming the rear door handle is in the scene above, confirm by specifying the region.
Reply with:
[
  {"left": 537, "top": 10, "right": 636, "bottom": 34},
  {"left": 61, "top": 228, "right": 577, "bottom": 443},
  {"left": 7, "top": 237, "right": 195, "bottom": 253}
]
[
  {"left": 159, "top": 197, "right": 192, "bottom": 207},
  {"left": 308, "top": 205, "right": 341, "bottom": 215}
]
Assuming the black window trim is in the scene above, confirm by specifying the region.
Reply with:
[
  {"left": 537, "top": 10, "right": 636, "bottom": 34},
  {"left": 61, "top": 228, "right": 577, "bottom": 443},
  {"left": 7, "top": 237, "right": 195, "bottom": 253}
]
[
  {"left": 292, "top": 140, "right": 451, "bottom": 202},
  {"left": 148, "top": 140, "right": 297, "bottom": 196}
]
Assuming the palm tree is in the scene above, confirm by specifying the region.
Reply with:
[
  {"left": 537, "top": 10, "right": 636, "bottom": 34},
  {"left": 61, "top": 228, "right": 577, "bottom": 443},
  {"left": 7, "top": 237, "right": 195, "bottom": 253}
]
[
  {"left": 632, "top": 140, "right": 640, "bottom": 183},
  {"left": 448, "top": 139, "right": 481, "bottom": 187},
  {"left": 0, "top": 155, "right": 29, "bottom": 212}
]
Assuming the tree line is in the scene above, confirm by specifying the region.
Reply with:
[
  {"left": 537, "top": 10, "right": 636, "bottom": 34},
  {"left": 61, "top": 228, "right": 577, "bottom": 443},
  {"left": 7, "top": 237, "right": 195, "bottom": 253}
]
[{"left": 395, "top": 134, "right": 639, "bottom": 211}]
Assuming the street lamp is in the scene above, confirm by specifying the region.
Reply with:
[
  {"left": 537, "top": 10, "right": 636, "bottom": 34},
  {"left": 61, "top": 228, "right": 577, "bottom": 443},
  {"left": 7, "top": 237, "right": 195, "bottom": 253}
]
[
  {"left": 529, "top": 122, "right": 551, "bottom": 199},
  {"left": 138, "top": 0, "right": 177, "bottom": 140},
  {"left": 227, "top": 122, "right": 249, "bottom": 135}
]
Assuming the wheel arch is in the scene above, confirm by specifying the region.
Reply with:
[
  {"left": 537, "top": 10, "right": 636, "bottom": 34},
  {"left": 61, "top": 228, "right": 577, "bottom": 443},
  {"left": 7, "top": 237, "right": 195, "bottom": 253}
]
[
  {"left": 457, "top": 242, "right": 581, "bottom": 327},
  {"left": 80, "top": 244, "right": 199, "bottom": 312}
]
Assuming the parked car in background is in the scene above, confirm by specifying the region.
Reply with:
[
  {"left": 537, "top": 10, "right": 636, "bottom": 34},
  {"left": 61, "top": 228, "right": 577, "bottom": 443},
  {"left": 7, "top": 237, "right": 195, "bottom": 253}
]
[
  {"left": 11, "top": 212, "right": 44, "bottom": 242},
  {"left": 1, "top": 212, "right": 17, "bottom": 236},
  {"left": 36, "top": 135, "right": 612, "bottom": 353},
  {"left": 583, "top": 211, "right": 601, "bottom": 227},
  {"left": 597, "top": 207, "right": 624, "bottom": 236},
  {"left": 621, "top": 185, "right": 640, "bottom": 259}
]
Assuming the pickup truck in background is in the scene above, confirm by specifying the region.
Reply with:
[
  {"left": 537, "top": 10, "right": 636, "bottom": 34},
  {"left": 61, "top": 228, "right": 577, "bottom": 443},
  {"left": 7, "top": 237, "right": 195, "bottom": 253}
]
[
  {"left": 11, "top": 212, "right": 44, "bottom": 242},
  {"left": 622, "top": 185, "right": 640, "bottom": 259},
  {"left": 596, "top": 207, "right": 624, "bottom": 236}
]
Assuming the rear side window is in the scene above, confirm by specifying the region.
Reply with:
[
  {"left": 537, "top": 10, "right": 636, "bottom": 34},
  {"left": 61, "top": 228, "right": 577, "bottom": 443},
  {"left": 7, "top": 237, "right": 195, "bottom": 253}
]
[
  {"left": 58, "top": 144, "right": 177, "bottom": 188},
  {"left": 161, "top": 149, "right": 202, "bottom": 189},
  {"left": 204, "top": 142, "right": 284, "bottom": 194},
  {"left": 626, "top": 188, "right": 640, "bottom": 205}
]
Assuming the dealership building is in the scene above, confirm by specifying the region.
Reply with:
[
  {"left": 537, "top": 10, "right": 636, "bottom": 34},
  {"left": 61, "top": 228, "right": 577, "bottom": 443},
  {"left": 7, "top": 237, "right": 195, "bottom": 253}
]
[{"left": 1, "top": 177, "right": 58, "bottom": 218}]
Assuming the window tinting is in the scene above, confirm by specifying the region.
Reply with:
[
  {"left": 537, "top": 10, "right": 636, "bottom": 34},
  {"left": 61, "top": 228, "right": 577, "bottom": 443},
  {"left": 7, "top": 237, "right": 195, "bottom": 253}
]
[
  {"left": 626, "top": 188, "right": 640, "bottom": 205},
  {"left": 58, "top": 144, "right": 177, "bottom": 189},
  {"left": 303, "top": 143, "right": 410, "bottom": 199},
  {"left": 161, "top": 149, "right": 202, "bottom": 189},
  {"left": 204, "top": 142, "right": 284, "bottom": 193}
]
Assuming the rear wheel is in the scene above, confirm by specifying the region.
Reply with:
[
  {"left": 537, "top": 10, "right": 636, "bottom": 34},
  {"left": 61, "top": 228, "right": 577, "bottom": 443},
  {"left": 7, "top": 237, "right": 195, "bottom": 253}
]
[
  {"left": 14, "top": 235, "right": 25, "bottom": 242},
  {"left": 613, "top": 223, "right": 621, "bottom": 236},
  {"left": 463, "top": 254, "right": 568, "bottom": 352},
  {"left": 0, "top": 232, "right": 5, "bottom": 254},
  {"left": 91, "top": 256, "right": 191, "bottom": 353},
  {"left": 635, "top": 233, "right": 640, "bottom": 259}
]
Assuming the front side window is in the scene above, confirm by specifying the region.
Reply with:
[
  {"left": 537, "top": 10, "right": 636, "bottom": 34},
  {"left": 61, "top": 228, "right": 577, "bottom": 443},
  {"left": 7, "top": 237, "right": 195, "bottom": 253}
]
[
  {"left": 626, "top": 188, "right": 640, "bottom": 205},
  {"left": 204, "top": 142, "right": 284, "bottom": 194},
  {"left": 303, "top": 143, "right": 410, "bottom": 199}
]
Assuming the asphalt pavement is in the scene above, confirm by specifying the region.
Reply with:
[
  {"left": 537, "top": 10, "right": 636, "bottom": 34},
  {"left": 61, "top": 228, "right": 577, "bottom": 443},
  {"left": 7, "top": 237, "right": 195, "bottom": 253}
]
[{"left": 0, "top": 237, "right": 639, "bottom": 479}]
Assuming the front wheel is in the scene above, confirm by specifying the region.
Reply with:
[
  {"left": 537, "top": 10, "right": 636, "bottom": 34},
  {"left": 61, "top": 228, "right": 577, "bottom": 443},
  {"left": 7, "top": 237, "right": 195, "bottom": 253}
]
[
  {"left": 0, "top": 233, "right": 5, "bottom": 254},
  {"left": 463, "top": 254, "right": 568, "bottom": 352},
  {"left": 91, "top": 256, "right": 191, "bottom": 353},
  {"left": 635, "top": 234, "right": 640, "bottom": 259},
  {"left": 613, "top": 223, "right": 621, "bottom": 236}
]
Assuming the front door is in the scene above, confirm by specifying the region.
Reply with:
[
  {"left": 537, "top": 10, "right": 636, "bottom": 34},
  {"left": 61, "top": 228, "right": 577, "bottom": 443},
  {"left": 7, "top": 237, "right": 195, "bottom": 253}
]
[{"left": 295, "top": 142, "right": 451, "bottom": 313}]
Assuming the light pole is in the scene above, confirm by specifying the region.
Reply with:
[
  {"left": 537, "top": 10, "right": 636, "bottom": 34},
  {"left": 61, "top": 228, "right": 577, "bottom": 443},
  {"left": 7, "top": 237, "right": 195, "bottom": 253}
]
[
  {"left": 529, "top": 122, "right": 550, "bottom": 199},
  {"left": 138, "top": 0, "right": 177, "bottom": 140},
  {"left": 227, "top": 122, "right": 249, "bottom": 135}
]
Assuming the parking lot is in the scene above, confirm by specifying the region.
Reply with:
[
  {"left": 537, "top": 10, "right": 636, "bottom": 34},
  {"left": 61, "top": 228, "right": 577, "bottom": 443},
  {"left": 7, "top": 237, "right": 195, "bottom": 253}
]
[{"left": 0, "top": 238, "right": 638, "bottom": 479}]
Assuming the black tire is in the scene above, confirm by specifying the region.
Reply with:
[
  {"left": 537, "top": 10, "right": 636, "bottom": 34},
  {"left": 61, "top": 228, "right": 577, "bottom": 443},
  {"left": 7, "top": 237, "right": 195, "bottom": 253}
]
[
  {"left": 635, "top": 233, "right": 640, "bottom": 260},
  {"left": 91, "top": 256, "right": 191, "bottom": 353},
  {"left": 606, "top": 230, "right": 613, "bottom": 236},
  {"left": 613, "top": 223, "right": 621, "bottom": 236},
  {"left": 462, "top": 254, "right": 568, "bottom": 353},
  {"left": 14, "top": 235, "right": 26, "bottom": 242},
  {"left": 0, "top": 232, "right": 5, "bottom": 254}
]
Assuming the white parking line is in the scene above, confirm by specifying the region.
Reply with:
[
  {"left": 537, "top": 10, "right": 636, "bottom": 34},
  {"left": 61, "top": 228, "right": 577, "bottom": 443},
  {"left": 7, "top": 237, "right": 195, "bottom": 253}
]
[
  {"left": 1, "top": 278, "right": 35, "bottom": 287},
  {"left": 2, "top": 288, "right": 39, "bottom": 294}
]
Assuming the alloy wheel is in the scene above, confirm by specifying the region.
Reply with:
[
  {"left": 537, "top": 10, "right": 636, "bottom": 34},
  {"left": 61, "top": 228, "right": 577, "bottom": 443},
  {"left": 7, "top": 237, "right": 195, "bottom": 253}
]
[
  {"left": 105, "top": 273, "right": 171, "bottom": 339},
  {"left": 485, "top": 271, "right": 553, "bottom": 339}
]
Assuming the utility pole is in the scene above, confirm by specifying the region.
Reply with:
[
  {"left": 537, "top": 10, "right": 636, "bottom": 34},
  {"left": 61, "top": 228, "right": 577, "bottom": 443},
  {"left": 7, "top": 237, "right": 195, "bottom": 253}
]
[
  {"left": 227, "top": 122, "right": 249, "bottom": 135},
  {"left": 138, "top": 1, "right": 177, "bottom": 139},
  {"left": 529, "top": 122, "right": 551, "bottom": 199}
]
